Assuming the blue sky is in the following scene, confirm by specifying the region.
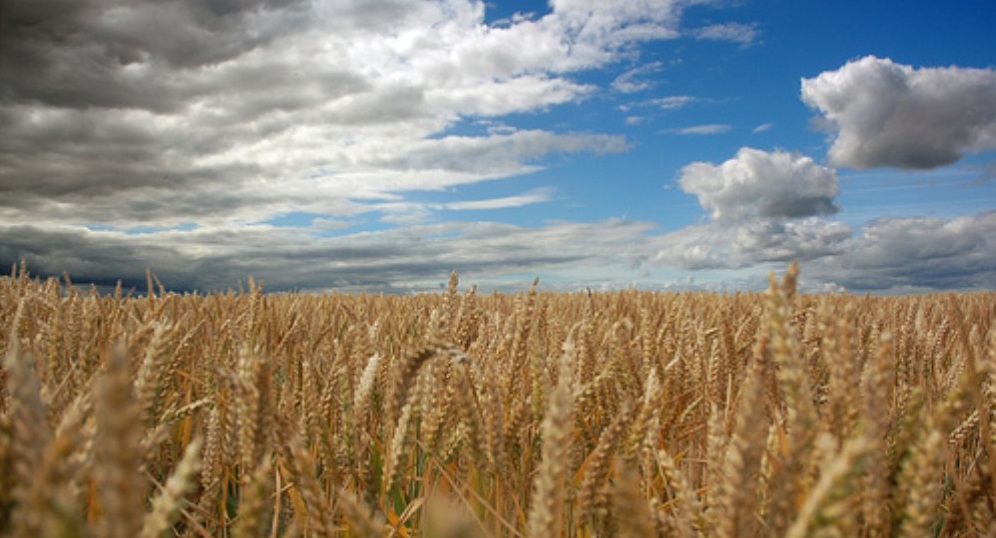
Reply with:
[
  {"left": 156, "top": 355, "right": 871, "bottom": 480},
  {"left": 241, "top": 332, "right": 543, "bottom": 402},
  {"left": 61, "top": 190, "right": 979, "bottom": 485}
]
[{"left": 1, "top": 0, "right": 994, "bottom": 293}]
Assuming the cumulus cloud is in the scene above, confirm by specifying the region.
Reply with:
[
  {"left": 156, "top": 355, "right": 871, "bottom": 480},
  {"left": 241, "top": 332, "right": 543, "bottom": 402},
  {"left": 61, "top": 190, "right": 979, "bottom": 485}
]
[
  {"left": 650, "top": 147, "right": 849, "bottom": 273},
  {"left": 802, "top": 56, "right": 996, "bottom": 169},
  {"left": 678, "top": 147, "right": 840, "bottom": 223},
  {"left": 654, "top": 57, "right": 995, "bottom": 291}
]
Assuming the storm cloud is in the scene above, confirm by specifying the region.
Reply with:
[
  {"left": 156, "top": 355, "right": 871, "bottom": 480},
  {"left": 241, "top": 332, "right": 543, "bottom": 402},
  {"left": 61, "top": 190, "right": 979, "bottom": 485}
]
[{"left": 0, "top": 218, "right": 658, "bottom": 292}]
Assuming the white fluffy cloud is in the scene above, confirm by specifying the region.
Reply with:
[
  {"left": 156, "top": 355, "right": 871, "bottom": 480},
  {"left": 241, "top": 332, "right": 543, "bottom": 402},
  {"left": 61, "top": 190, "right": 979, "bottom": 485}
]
[
  {"left": 678, "top": 147, "right": 839, "bottom": 223},
  {"left": 652, "top": 147, "right": 848, "bottom": 272},
  {"left": 802, "top": 56, "right": 996, "bottom": 169}
]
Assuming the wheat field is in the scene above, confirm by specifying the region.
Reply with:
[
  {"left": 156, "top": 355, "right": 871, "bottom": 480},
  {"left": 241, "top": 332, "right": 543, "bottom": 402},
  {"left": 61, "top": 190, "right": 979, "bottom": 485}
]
[{"left": 1, "top": 263, "right": 994, "bottom": 537}]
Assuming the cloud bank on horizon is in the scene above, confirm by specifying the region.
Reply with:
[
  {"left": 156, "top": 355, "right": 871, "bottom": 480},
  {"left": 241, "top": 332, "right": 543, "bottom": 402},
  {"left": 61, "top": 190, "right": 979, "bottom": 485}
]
[{"left": 1, "top": 0, "right": 994, "bottom": 293}]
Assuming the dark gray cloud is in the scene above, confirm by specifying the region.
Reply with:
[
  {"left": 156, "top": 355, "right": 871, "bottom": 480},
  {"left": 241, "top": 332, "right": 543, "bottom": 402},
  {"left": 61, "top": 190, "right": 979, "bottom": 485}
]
[
  {"left": 0, "top": 0, "right": 312, "bottom": 111},
  {"left": 0, "top": 219, "right": 658, "bottom": 292},
  {"left": 0, "top": 224, "right": 190, "bottom": 290},
  {"left": 678, "top": 147, "right": 839, "bottom": 223},
  {"left": 802, "top": 56, "right": 996, "bottom": 170}
]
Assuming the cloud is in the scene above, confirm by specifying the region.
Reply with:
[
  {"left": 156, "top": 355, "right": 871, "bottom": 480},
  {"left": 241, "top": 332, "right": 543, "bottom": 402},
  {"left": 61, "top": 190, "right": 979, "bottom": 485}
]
[
  {"left": 652, "top": 204, "right": 996, "bottom": 292},
  {"left": 0, "top": 0, "right": 701, "bottom": 293},
  {"left": 691, "top": 23, "right": 759, "bottom": 45},
  {"left": 0, "top": 0, "right": 678, "bottom": 234},
  {"left": 654, "top": 146, "right": 849, "bottom": 277},
  {"left": 654, "top": 219, "right": 852, "bottom": 270},
  {"left": 733, "top": 219, "right": 852, "bottom": 263},
  {"left": 812, "top": 211, "right": 996, "bottom": 291},
  {"left": 654, "top": 145, "right": 994, "bottom": 291},
  {"left": 3, "top": 194, "right": 991, "bottom": 294},
  {"left": 0, "top": 0, "right": 662, "bottom": 232},
  {"left": 802, "top": 56, "right": 996, "bottom": 169},
  {"left": 667, "top": 124, "right": 732, "bottom": 135},
  {"left": 648, "top": 95, "right": 698, "bottom": 110},
  {"left": 443, "top": 189, "right": 554, "bottom": 210},
  {"left": 367, "top": 188, "right": 557, "bottom": 223},
  {"left": 550, "top": 0, "right": 683, "bottom": 51},
  {"left": 612, "top": 61, "right": 663, "bottom": 93},
  {"left": 651, "top": 147, "right": 847, "bottom": 272},
  {"left": 678, "top": 147, "right": 840, "bottom": 223},
  {"left": 370, "top": 130, "right": 629, "bottom": 175},
  {"left": 650, "top": 145, "right": 996, "bottom": 291},
  {"left": 0, "top": 218, "right": 659, "bottom": 293},
  {"left": 752, "top": 122, "right": 774, "bottom": 133},
  {"left": 3, "top": 2, "right": 990, "bottom": 294}
]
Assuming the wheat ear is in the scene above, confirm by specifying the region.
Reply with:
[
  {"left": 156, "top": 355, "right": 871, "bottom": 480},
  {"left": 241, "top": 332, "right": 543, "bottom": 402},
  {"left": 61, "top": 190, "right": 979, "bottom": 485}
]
[
  {"left": 526, "top": 368, "right": 574, "bottom": 538},
  {"left": 94, "top": 342, "right": 145, "bottom": 538},
  {"left": 141, "top": 436, "right": 203, "bottom": 538}
]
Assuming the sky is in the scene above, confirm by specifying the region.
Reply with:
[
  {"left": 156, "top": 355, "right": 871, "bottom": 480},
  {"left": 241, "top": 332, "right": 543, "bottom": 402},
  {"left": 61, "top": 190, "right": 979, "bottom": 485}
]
[{"left": 1, "top": 0, "right": 995, "bottom": 294}]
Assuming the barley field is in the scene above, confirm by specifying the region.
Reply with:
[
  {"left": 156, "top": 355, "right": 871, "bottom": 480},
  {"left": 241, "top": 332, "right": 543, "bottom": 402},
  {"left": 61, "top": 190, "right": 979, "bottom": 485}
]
[{"left": 1, "top": 264, "right": 994, "bottom": 537}]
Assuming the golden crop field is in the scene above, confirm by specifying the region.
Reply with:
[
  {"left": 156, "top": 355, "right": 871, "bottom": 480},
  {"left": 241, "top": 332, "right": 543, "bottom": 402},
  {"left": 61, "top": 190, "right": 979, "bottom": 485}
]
[{"left": 1, "top": 264, "right": 994, "bottom": 537}]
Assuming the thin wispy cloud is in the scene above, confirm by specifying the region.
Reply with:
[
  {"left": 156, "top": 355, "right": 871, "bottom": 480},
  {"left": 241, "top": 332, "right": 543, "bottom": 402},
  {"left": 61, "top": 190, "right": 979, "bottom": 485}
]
[
  {"left": 611, "top": 61, "right": 664, "bottom": 93},
  {"left": 444, "top": 189, "right": 555, "bottom": 211},
  {"left": 692, "top": 22, "right": 760, "bottom": 45},
  {"left": 666, "top": 124, "right": 733, "bottom": 135},
  {"left": 648, "top": 95, "right": 699, "bottom": 110}
]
